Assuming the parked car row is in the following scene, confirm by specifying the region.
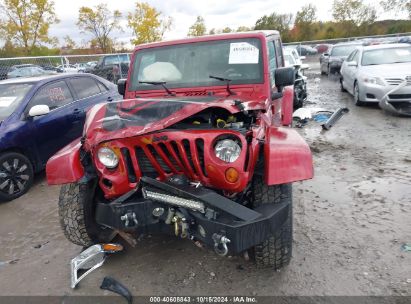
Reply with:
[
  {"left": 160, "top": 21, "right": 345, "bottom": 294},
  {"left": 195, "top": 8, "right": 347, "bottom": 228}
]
[{"left": 340, "top": 43, "right": 411, "bottom": 116}]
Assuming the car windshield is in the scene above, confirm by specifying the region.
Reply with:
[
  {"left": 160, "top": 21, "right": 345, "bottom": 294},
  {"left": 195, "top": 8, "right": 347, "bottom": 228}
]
[
  {"left": 0, "top": 83, "right": 33, "bottom": 121},
  {"left": 130, "top": 38, "right": 263, "bottom": 92},
  {"left": 362, "top": 47, "right": 411, "bottom": 66},
  {"left": 331, "top": 45, "right": 359, "bottom": 57}
]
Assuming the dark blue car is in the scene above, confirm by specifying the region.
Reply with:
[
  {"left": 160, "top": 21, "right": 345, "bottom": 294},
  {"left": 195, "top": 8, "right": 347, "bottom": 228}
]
[{"left": 0, "top": 74, "right": 121, "bottom": 201}]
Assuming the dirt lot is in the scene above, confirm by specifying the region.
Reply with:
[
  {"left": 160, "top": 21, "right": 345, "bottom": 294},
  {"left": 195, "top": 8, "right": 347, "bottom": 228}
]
[{"left": 0, "top": 60, "right": 410, "bottom": 297}]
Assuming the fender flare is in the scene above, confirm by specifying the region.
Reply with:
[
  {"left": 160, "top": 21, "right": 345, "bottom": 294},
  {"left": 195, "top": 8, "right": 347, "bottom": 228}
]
[
  {"left": 46, "top": 138, "right": 84, "bottom": 185},
  {"left": 264, "top": 126, "right": 313, "bottom": 185}
]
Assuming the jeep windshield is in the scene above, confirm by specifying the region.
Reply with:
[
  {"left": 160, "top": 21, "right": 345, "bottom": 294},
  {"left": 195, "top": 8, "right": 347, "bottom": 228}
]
[
  {"left": 130, "top": 38, "right": 263, "bottom": 92},
  {"left": 0, "top": 83, "right": 33, "bottom": 121}
]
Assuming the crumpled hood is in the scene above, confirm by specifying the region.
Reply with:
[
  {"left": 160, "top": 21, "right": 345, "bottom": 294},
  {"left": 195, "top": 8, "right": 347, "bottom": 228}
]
[{"left": 83, "top": 96, "right": 264, "bottom": 149}]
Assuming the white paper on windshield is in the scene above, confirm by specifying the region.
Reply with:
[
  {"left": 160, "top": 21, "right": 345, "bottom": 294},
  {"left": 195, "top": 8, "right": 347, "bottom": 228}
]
[
  {"left": 0, "top": 97, "right": 16, "bottom": 107},
  {"left": 229, "top": 42, "right": 259, "bottom": 64}
]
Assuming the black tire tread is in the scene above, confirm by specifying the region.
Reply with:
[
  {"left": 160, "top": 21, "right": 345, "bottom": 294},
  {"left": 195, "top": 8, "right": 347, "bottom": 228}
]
[
  {"left": 252, "top": 176, "right": 292, "bottom": 270},
  {"left": 58, "top": 183, "right": 94, "bottom": 247}
]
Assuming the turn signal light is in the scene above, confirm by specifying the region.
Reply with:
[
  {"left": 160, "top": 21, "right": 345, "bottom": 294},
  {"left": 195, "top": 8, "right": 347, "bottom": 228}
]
[
  {"left": 225, "top": 168, "right": 239, "bottom": 183},
  {"left": 102, "top": 243, "right": 123, "bottom": 253}
]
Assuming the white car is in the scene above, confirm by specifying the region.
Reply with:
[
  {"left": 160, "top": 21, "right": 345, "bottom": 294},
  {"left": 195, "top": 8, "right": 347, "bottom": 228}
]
[
  {"left": 340, "top": 43, "right": 411, "bottom": 115},
  {"left": 283, "top": 48, "right": 309, "bottom": 70},
  {"left": 284, "top": 47, "right": 306, "bottom": 66},
  {"left": 56, "top": 64, "right": 79, "bottom": 73}
]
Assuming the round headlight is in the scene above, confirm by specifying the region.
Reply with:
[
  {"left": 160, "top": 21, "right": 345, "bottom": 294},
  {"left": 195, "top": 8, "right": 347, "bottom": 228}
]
[
  {"left": 214, "top": 139, "right": 241, "bottom": 163},
  {"left": 97, "top": 147, "right": 119, "bottom": 168}
]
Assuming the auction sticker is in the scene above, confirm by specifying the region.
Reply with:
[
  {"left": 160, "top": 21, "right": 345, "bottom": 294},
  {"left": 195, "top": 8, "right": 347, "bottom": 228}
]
[
  {"left": 0, "top": 97, "right": 16, "bottom": 107},
  {"left": 229, "top": 42, "right": 259, "bottom": 64}
]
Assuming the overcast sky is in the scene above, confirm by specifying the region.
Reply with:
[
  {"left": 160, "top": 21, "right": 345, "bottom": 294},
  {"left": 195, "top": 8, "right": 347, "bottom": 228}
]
[{"left": 49, "top": 0, "right": 405, "bottom": 48}]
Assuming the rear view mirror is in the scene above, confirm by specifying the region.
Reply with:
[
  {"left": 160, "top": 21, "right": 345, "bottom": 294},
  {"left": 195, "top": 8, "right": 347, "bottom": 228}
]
[
  {"left": 274, "top": 67, "right": 295, "bottom": 88},
  {"left": 117, "top": 79, "right": 127, "bottom": 96},
  {"left": 28, "top": 105, "right": 50, "bottom": 117}
]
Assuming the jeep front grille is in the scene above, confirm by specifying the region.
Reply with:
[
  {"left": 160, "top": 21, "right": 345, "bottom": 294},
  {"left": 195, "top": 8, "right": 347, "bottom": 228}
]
[{"left": 123, "top": 138, "right": 207, "bottom": 181}]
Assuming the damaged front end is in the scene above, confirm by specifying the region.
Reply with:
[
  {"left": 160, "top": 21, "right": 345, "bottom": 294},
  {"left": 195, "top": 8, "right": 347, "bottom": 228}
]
[
  {"left": 379, "top": 76, "right": 411, "bottom": 116},
  {"left": 95, "top": 176, "right": 289, "bottom": 256}
]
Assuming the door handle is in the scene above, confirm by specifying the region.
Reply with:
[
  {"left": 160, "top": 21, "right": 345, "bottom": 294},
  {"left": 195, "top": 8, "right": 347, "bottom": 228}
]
[{"left": 73, "top": 109, "right": 82, "bottom": 115}]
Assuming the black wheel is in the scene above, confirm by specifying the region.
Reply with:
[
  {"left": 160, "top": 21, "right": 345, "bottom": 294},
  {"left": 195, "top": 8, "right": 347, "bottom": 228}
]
[
  {"left": 354, "top": 82, "right": 364, "bottom": 106},
  {"left": 58, "top": 182, "right": 115, "bottom": 247},
  {"left": 340, "top": 78, "right": 347, "bottom": 92},
  {"left": 0, "top": 152, "right": 34, "bottom": 201},
  {"left": 250, "top": 176, "right": 292, "bottom": 270}
]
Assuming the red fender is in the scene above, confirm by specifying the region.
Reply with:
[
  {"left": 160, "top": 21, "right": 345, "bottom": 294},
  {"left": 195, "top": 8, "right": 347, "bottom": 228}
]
[
  {"left": 264, "top": 126, "right": 313, "bottom": 185},
  {"left": 46, "top": 139, "right": 84, "bottom": 185},
  {"left": 281, "top": 86, "right": 294, "bottom": 126}
]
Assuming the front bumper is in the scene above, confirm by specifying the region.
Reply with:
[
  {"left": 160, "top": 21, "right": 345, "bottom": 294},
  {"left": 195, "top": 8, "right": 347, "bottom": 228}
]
[
  {"left": 95, "top": 177, "right": 289, "bottom": 255},
  {"left": 373, "top": 78, "right": 411, "bottom": 116},
  {"left": 359, "top": 81, "right": 411, "bottom": 105}
]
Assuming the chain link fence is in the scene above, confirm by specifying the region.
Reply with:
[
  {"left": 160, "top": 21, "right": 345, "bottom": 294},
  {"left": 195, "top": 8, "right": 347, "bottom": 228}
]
[
  {"left": 0, "top": 53, "right": 131, "bottom": 83},
  {"left": 283, "top": 32, "right": 411, "bottom": 58}
]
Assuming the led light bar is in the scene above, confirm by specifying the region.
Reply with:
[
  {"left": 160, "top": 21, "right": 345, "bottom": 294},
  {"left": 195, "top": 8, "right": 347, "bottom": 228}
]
[{"left": 142, "top": 188, "right": 205, "bottom": 213}]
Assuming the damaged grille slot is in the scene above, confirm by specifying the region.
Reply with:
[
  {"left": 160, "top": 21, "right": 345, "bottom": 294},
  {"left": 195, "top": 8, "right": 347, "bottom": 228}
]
[{"left": 133, "top": 137, "right": 208, "bottom": 180}]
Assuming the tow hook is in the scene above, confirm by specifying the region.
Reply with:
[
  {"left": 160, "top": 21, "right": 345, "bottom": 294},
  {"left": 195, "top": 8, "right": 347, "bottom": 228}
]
[
  {"left": 212, "top": 233, "right": 231, "bottom": 256},
  {"left": 120, "top": 212, "right": 138, "bottom": 227}
]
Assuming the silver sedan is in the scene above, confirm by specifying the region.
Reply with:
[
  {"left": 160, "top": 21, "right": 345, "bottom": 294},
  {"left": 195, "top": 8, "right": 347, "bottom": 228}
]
[{"left": 340, "top": 43, "right": 411, "bottom": 115}]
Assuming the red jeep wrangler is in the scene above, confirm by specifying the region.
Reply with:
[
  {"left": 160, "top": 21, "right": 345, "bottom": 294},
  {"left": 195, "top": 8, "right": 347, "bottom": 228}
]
[{"left": 47, "top": 31, "right": 313, "bottom": 270}]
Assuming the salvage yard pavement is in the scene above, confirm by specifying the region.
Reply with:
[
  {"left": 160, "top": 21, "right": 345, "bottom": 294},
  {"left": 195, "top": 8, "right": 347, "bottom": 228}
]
[{"left": 0, "top": 59, "right": 410, "bottom": 297}]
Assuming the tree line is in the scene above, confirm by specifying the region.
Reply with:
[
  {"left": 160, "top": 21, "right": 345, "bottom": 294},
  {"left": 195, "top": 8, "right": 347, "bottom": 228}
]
[{"left": 0, "top": 0, "right": 410, "bottom": 57}]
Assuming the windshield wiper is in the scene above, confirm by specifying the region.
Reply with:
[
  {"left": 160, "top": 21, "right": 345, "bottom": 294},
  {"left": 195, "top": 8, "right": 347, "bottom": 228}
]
[
  {"left": 139, "top": 81, "right": 175, "bottom": 96},
  {"left": 209, "top": 75, "right": 236, "bottom": 96}
]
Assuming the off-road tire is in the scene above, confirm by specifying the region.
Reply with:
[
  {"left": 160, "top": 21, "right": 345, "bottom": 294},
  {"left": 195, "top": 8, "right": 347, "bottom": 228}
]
[
  {"left": 0, "top": 152, "right": 34, "bottom": 202},
  {"left": 251, "top": 176, "right": 292, "bottom": 270},
  {"left": 58, "top": 182, "right": 114, "bottom": 247}
]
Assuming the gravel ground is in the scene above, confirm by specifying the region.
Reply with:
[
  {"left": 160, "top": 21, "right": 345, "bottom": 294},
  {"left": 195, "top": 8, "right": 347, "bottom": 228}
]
[{"left": 0, "top": 60, "right": 410, "bottom": 297}]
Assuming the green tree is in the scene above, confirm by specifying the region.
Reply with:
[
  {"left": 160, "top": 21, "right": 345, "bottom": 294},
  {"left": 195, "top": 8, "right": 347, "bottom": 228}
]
[
  {"left": 0, "top": 0, "right": 59, "bottom": 55},
  {"left": 380, "top": 0, "right": 411, "bottom": 19},
  {"left": 294, "top": 4, "right": 318, "bottom": 41},
  {"left": 236, "top": 26, "right": 252, "bottom": 32},
  {"left": 188, "top": 16, "right": 206, "bottom": 36},
  {"left": 77, "top": 4, "right": 122, "bottom": 53},
  {"left": 128, "top": 2, "right": 173, "bottom": 45},
  {"left": 222, "top": 27, "right": 232, "bottom": 33},
  {"left": 63, "top": 35, "right": 76, "bottom": 49},
  {"left": 254, "top": 13, "right": 293, "bottom": 41},
  {"left": 332, "top": 0, "right": 377, "bottom": 36}
]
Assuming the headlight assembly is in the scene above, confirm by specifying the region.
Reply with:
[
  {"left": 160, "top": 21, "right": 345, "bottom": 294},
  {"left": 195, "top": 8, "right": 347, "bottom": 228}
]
[
  {"left": 363, "top": 76, "right": 385, "bottom": 86},
  {"left": 214, "top": 139, "right": 241, "bottom": 163},
  {"left": 97, "top": 147, "right": 119, "bottom": 168}
]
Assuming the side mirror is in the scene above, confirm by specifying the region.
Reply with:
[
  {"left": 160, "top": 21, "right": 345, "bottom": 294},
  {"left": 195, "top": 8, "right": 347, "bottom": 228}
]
[
  {"left": 300, "top": 64, "right": 310, "bottom": 70},
  {"left": 117, "top": 79, "right": 127, "bottom": 96},
  {"left": 347, "top": 61, "right": 358, "bottom": 67},
  {"left": 28, "top": 105, "right": 50, "bottom": 117},
  {"left": 274, "top": 67, "right": 295, "bottom": 88},
  {"left": 300, "top": 56, "right": 306, "bottom": 60},
  {"left": 323, "top": 53, "right": 329, "bottom": 57}
]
